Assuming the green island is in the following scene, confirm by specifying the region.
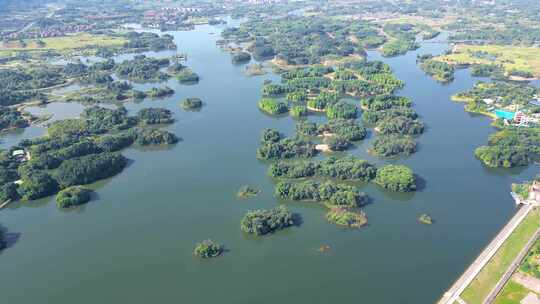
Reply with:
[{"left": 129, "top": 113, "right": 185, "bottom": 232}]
[
  {"left": 326, "top": 207, "right": 368, "bottom": 228},
  {"left": 137, "top": 108, "right": 174, "bottom": 125},
  {"left": 374, "top": 165, "right": 417, "bottom": 192},
  {"left": 418, "top": 214, "right": 433, "bottom": 225},
  {"left": 275, "top": 180, "right": 369, "bottom": 209},
  {"left": 290, "top": 105, "right": 308, "bottom": 118},
  {"left": 258, "top": 98, "right": 288, "bottom": 115},
  {"left": 146, "top": 86, "right": 175, "bottom": 98},
  {"left": 232, "top": 52, "right": 251, "bottom": 64},
  {"left": 0, "top": 105, "right": 179, "bottom": 203},
  {"left": 269, "top": 157, "right": 377, "bottom": 181},
  {"left": 240, "top": 205, "right": 296, "bottom": 236},
  {"left": 181, "top": 97, "right": 203, "bottom": 110},
  {"left": 115, "top": 55, "right": 170, "bottom": 82},
  {"left": 177, "top": 68, "right": 200, "bottom": 84},
  {"left": 56, "top": 186, "right": 92, "bottom": 209},
  {"left": 236, "top": 185, "right": 260, "bottom": 199},
  {"left": 193, "top": 239, "right": 224, "bottom": 258},
  {"left": 417, "top": 55, "right": 455, "bottom": 83},
  {"left": 380, "top": 23, "right": 421, "bottom": 57},
  {"left": 257, "top": 129, "right": 317, "bottom": 160}
]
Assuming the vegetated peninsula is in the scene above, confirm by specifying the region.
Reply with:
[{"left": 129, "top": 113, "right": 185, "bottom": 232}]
[
  {"left": 0, "top": 52, "right": 198, "bottom": 118},
  {"left": 451, "top": 81, "right": 540, "bottom": 168},
  {"left": 417, "top": 54, "right": 455, "bottom": 83},
  {"left": 0, "top": 106, "right": 178, "bottom": 204}
]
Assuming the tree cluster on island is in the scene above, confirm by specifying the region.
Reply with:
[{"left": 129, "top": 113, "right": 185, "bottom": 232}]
[
  {"left": 256, "top": 128, "right": 317, "bottom": 160},
  {"left": 475, "top": 128, "right": 540, "bottom": 168},
  {"left": 115, "top": 55, "right": 170, "bottom": 82},
  {"left": 237, "top": 185, "right": 260, "bottom": 199},
  {"left": 326, "top": 207, "right": 367, "bottom": 228},
  {"left": 380, "top": 23, "right": 422, "bottom": 57},
  {"left": 418, "top": 214, "right": 433, "bottom": 225},
  {"left": 56, "top": 186, "right": 93, "bottom": 209},
  {"left": 181, "top": 97, "right": 203, "bottom": 110},
  {"left": 417, "top": 55, "right": 455, "bottom": 83},
  {"left": 374, "top": 165, "right": 417, "bottom": 192},
  {"left": 222, "top": 17, "right": 378, "bottom": 65},
  {"left": 258, "top": 98, "right": 288, "bottom": 115},
  {"left": 269, "top": 156, "right": 377, "bottom": 181},
  {"left": 0, "top": 106, "right": 179, "bottom": 203},
  {"left": 275, "top": 180, "right": 369, "bottom": 209},
  {"left": 240, "top": 205, "right": 296, "bottom": 236},
  {"left": 0, "top": 107, "right": 32, "bottom": 132},
  {"left": 137, "top": 108, "right": 174, "bottom": 125},
  {"left": 176, "top": 68, "right": 200, "bottom": 83},
  {"left": 268, "top": 157, "right": 417, "bottom": 193},
  {"left": 145, "top": 86, "right": 175, "bottom": 98},
  {"left": 0, "top": 51, "right": 199, "bottom": 111},
  {"left": 231, "top": 51, "right": 251, "bottom": 64},
  {"left": 193, "top": 239, "right": 224, "bottom": 258},
  {"left": 122, "top": 32, "right": 177, "bottom": 52},
  {"left": 361, "top": 95, "right": 423, "bottom": 158}
]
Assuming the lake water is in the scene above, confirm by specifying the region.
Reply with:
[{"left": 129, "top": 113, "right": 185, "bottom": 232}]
[{"left": 0, "top": 25, "right": 538, "bottom": 304}]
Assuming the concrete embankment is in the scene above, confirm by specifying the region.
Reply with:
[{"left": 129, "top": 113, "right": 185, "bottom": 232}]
[{"left": 438, "top": 204, "right": 534, "bottom": 304}]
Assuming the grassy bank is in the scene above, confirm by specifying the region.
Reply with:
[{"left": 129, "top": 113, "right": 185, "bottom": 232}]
[
  {"left": 435, "top": 45, "right": 540, "bottom": 78},
  {"left": 493, "top": 237, "right": 540, "bottom": 303},
  {"left": 0, "top": 33, "right": 126, "bottom": 58},
  {"left": 461, "top": 208, "right": 540, "bottom": 303},
  {"left": 493, "top": 281, "right": 536, "bottom": 304},
  {"left": 450, "top": 95, "right": 497, "bottom": 119}
]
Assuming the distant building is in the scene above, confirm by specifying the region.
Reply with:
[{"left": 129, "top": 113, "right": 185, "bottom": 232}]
[
  {"left": 11, "top": 149, "right": 29, "bottom": 162},
  {"left": 482, "top": 98, "right": 495, "bottom": 105},
  {"left": 514, "top": 111, "right": 530, "bottom": 127},
  {"left": 530, "top": 99, "right": 540, "bottom": 107}
]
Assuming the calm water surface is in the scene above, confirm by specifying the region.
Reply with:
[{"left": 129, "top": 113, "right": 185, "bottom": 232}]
[{"left": 0, "top": 26, "right": 538, "bottom": 304}]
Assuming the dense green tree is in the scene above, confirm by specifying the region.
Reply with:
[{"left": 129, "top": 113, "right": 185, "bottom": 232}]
[
  {"left": 135, "top": 128, "right": 179, "bottom": 146},
  {"left": 258, "top": 98, "right": 288, "bottom": 115},
  {"left": 56, "top": 186, "right": 92, "bottom": 208},
  {"left": 240, "top": 205, "right": 295, "bottom": 236},
  {"left": 232, "top": 52, "right": 251, "bottom": 64},
  {"left": 372, "top": 135, "right": 417, "bottom": 157},
  {"left": 275, "top": 180, "right": 368, "bottom": 208},
  {"left": 54, "top": 153, "right": 128, "bottom": 188},
  {"left": 376, "top": 116, "right": 424, "bottom": 135},
  {"left": 193, "top": 239, "right": 224, "bottom": 258},
  {"left": 18, "top": 171, "right": 59, "bottom": 201},
  {"left": 375, "top": 165, "right": 417, "bottom": 192},
  {"left": 181, "top": 98, "right": 203, "bottom": 110},
  {"left": 257, "top": 135, "right": 316, "bottom": 160},
  {"left": 115, "top": 55, "right": 170, "bottom": 82},
  {"left": 326, "top": 101, "right": 358, "bottom": 119},
  {"left": 137, "top": 108, "right": 174, "bottom": 124}
]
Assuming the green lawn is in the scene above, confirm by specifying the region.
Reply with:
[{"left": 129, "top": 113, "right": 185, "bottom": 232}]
[
  {"left": 435, "top": 45, "right": 540, "bottom": 77},
  {"left": 461, "top": 208, "right": 540, "bottom": 304},
  {"left": 0, "top": 33, "right": 126, "bottom": 58},
  {"left": 493, "top": 281, "right": 535, "bottom": 304}
]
